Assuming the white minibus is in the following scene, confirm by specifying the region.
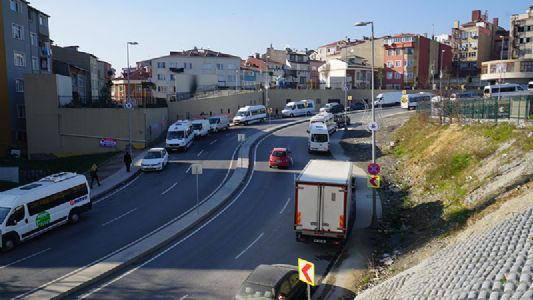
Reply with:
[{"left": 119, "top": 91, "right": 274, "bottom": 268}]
[
  {"left": 401, "top": 92, "right": 433, "bottom": 110},
  {"left": 0, "top": 172, "right": 91, "bottom": 251},
  {"left": 309, "top": 112, "right": 336, "bottom": 134},
  {"left": 308, "top": 123, "right": 330, "bottom": 153},
  {"left": 282, "top": 99, "right": 315, "bottom": 117},
  {"left": 483, "top": 83, "right": 530, "bottom": 98},
  {"left": 166, "top": 120, "right": 194, "bottom": 151},
  {"left": 233, "top": 105, "right": 267, "bottom": 125}
]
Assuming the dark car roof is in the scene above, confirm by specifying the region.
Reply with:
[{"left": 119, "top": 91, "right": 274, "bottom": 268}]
[{"left": 244, "top": 264, "right": 296, "bottom": 287}]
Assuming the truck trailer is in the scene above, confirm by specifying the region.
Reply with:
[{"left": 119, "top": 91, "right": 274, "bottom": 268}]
[{"left": 294, "top": 160, "right": 354, "bottom": 244}]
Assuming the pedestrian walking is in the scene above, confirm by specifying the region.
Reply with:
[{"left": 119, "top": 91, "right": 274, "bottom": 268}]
[
  {"left": 90, "top": 163, "right": 101, "bottom": 188},
  {"left": 275, "top": 107, "right": 279, "bottom": 118},
  {"left": 123, "top": 151, "right": 132, "bottom": 172}
]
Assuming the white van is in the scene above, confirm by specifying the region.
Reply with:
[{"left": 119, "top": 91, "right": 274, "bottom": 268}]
[
  {"left": 308, "top": 123, "right": 329, "bottom": 153},
  {"left": 483, "top": 83, "right": 529, "bottom": 98},
  {"left": 0, "top": 172, "right": 91, "bottom": 251},
  {"left": 401, "top": 92, "right": 433, "bottom": 110},
  {"left": 374, "top": 92, "right": 403, "bottom": 106},
  {"left": 207, "top": 115, "right": 230, "bottom": 132},
  {"left": 282, "top": 99, "right": 315, "bottom": 117},
  {"left": 191, "top": 119, "right": 210, "bottom": 138},
  {"left": 309, "top": 112, "right": 336, "bottom": 134},
  {"left": 233, "top": 105, "right": 267, "bottom": 125},
  {"left": 166, "top": 120, "right": 194, "bottom": 151},
  {"left": 528, "top": 81, "right": 533, "bottom": 91}
]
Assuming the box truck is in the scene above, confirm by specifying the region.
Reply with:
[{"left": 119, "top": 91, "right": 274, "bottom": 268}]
[{"left": 294, "top": 160, "right": 354, "bottom": 245}]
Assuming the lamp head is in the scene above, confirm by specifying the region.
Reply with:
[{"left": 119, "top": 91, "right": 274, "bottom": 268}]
[
  {"left": 128, "top": 42, "right": 139, "bottom": 45},
  {"left": 354, "top": 21, "right": 371, "bottom": 27}
]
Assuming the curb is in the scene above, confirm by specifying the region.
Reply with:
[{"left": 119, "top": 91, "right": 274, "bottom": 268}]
[{"left": 23, "top": 118, "right": 310, "bottom": 299}]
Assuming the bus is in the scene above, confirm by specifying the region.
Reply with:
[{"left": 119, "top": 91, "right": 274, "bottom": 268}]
[
  {"left": 0, "top": 172, "right": 91, "bottom": 251},
  {"left": 483, "top": 83, "right": 530, "bottom": 98},
  {"left": 232, "top": 105, "right": 267, "bottom": 125},
  {"left": 401, "top": 92, "right": 433, "bottom": 110}
]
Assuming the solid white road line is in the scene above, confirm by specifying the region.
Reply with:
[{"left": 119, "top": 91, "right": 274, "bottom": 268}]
[
  {"left": 0, "top": 248, "right": 51, "bottom": 270},
  {"left": 209, "top": 139, "right": 217, "bottom": 145},
  {"left": 279, "top": 197, "right": 291, "bottom": 214},
  {"left": 179, "top": 295, "right": 189, "bottom": 300},
  {"left": 93, "top": 174, "right": 141, "bottom": 205},
  {"left": 185, "top": 165, "right": 192, "bottom": 174},
  {"left": 197, "top": 150, "right": 204, "bottom": 157},
  {"left": 101, "top": 208, "right": 137, "bottom": 227},
  {"left": 235, "top": 232, "right": 264, "bottom": 260},
  {"left": 161, "top": 182, "right": 178, "bottom": 195}
]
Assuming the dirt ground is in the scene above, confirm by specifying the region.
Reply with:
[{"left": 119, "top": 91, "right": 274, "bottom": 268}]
[{"left": 339, "top": 111, "right": 533, "bottom": 293}]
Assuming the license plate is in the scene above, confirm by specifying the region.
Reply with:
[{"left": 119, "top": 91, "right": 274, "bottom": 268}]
[{"left": 313, "top": 239, "right": 327, "bottom": 244}]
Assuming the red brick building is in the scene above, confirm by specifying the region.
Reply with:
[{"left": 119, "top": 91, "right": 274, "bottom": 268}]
[
  {"left": 111, "top": 67, "right": 154, "bottom": 105},
  {"left": 383, "top": 34, "right": 452, "bottom": 89}
]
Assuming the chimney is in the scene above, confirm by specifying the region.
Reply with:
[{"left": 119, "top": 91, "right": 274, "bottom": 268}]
[
  {"left": 472, "top": 10, "right": 481, "bottom": 22},
  {"left": 493, "top": 17, "right": 498, "bottom": 27}
]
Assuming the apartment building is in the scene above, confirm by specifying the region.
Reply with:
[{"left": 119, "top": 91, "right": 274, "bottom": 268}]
[
  {"left": 149, "top": 47, "right": 241, "bottom": 100},
  {"left": 450, "top": 10, "right": 506, "bottom": 76},
  {"left": 111, "top": 67, "right": 154, "bottom": 105},
  {"left": 383, "top": 34, "right": 452, "bottom": 90},
  {"left": 0, "top": 0, "right": 52, "bottom": 155},
  {"left": 509, "top": 6, "right": 533, "bottom": 59},
  {"left": 318, "top": 56, "right": 371, "bottom": 89}
]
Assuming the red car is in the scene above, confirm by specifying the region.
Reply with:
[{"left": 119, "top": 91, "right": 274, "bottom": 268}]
[{"left": 269, "top": 148, "right": 291, "bottom": 168}]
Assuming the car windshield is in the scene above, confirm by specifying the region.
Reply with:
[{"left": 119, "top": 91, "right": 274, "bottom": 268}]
[
  {"left": 167, "top": 131, "right": 185, "bottom": 139},
  {"left": 145, "top": 152, "right": 161, "bottom": 159},
  {"left": 311, "top": 134, "right": 328, "bottom": 143},
  {"left": 235, "top": 282, "right": 275, "bottom": 299},
  {"left": 208, "top": 118, "right": 219, "bottom": 124},
  {"left": 192, "top": 123, "right": 203, "bottom": 130},
  {"left": 236, "top": 111, "right": 249, "bottom": 117},
  {"left": 0, "top": 206, "right": 10, "bottom": 224},
  {"left": 284, "top": 104, "right": 294, "bottom": 110},
  {"left": 271, "top": 151, "right": 286, "bottom": 157}
]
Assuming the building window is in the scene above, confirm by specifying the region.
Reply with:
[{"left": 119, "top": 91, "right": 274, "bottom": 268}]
[
  {"left": 300, "top": 77, "right": 306, "bottom": 84},
  {"left": 395, "top": 49, "right": 401, "bottom": 55},
  {"left": 169, "top": 74, "right": 175, "bottom": 80},
  {"left": 10, "top": 0, "right": 21, "bottom": 12},
  {"left": 157, "top": 74, "right": 165, "bottom": 80},
  {"left": 17, "top": 105, "right": 25, "bottom": 119},
  {"left": 136, "top": 85, "right": 142, "bottom": 93},
  {"left": 216, "top": 63, "right": 224, "bottom": 70},
  {"left": 405, "top": 48, "right": 414, "bottom": 55},
  {"left": 32, "top": 56, "right": 38, "bottom": 70},
  {"left": 157, "top": 62, "right": 166, "bottom": 68},
  {"left": 387, "top": 50, "right": 393, "bottom": 56},
  {"left": 30, "top": 32, "right": 37, "bottom": 46},
  {"left": 395, "top": 73, "right": 401, "bottom": 79},
  {"left": 38, "top": 15, "right": 47, "bottom": 26},
  {"left": 12, "top": 24, "right": 24, "bottom": 40},
  {"left": 15, "top": 79, "right": 24, "bottom": 92},
  {"left": 386, "top": 72, "right": 393, "bottom": 79},
  {"left": 520, "top": 61, "right": 533, "bottom": 72},
  {"left": 14, "top": 51, "right": 25, "bottom": 67},
  {"left": 387, "top": 61, "right": 393, "bottom": 68},
  {"left": 395, "top": 60, "right": 402, "bottom": 67},
  {"left": 184, "top": 62, "right": 192, "bottom": 69}
]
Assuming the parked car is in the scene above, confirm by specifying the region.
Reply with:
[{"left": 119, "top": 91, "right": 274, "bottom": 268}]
[
  {"left": 269, "top": 148, "right": 291, "bottom": 169},
  {"left": 333, "top": 113, "right": 350, "bottom": 127},
  {"left": 348, "top": 102, "right": 366, "bottom": 111},
  {"left": 322, "top": 103, "right": 344, "bottom": 114},
  {"left": 140, "top": 148, "right": 169, "bottom": 171},
  {"left": 234, "top": 264, "right": 306, "bottom": 300},
  {"left": 208, "top": 115, "right": 230, "bottom": 132}
]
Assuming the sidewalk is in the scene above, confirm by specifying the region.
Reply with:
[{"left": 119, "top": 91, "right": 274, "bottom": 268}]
[
  {"left": 85, "top": 148, "right": 147, "bottom": 199},
  {"left": 313, "top": 124, "right": 383, "bottom": 300}
]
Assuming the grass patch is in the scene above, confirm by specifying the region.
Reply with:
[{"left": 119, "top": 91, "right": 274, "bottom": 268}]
[
  {"left": 0, "top": 152, "right": 119, "bottom": 174},
  {"left": 479, "top": 123, "right": 514, "bottom": 143},
  {"left": 444, "top": 203, "right": 471, "bottom": 223}
]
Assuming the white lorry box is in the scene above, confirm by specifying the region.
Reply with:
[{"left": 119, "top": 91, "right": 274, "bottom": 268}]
[
  {"left": 308, "top": 123, "right": 329, "bottom": 153},
  {"left": 233, "top": 105, "right": 267, "bottom": 125},
  {"left": 191, "top": 119, "right": 210, "bottom": 138},
  {"left": 0, "top": 172, "right": 91, "bottom": 251},
  {"left": 294, "top": 160, "right": 354, "bottom": 244},
  {"left": 207, "top": 115, "right": 230, "bottom": 132},
  {"left": 282, "top": 99, "right": 315, "bottom": 117},
  {"left": 166, "top": 120, "right": 194, "bottom": 151},
  {"left": 374, "top": 92, "right": 403, "bottom": 106}
]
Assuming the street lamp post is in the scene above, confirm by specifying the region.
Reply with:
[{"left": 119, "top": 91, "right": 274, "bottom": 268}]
[
  {"left": 354, "top": 21, "right": 377, "bottom": 227},
  {"left": 126, "top": 41, "right": 138, "bottom": 155},
  {"left": 498, "top": 35, "right": 505, "bottom": 103},
  {"left": 440, "top": 49, "right": 445, "bottom": 99}
]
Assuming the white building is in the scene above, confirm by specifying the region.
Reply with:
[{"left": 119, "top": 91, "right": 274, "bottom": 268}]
[
  {"left": 150, "top": 48, "right": 242, "bottom": 99},
  {"left": 318, "top": 57, "right": 371, "bottom": 89}
]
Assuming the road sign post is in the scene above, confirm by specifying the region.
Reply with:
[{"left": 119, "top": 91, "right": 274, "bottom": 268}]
[
  {"left": 191, "top": 164, "right": 203, "bottom": 214},
  {"left": 298, "top": 258, "right": 315, "bottom": 300},
  {"left": 237, "top": 134, "right": 246, "bottom": 168}
]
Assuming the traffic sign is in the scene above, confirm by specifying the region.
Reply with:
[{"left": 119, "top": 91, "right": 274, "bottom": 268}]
[
  {"left": 368, "top": 121, "right": 378, "bottom": 131},
  {"left": 125, "top": 102, "right": 133, "bottom": 109},
  {"left": 368, "top": 163, "right": 380, "bottom": 175},
  {"left": 191, "top": 164, "right": 203, "bottom": 175},
  {"left": 367, "top": 175, "right": 381, "bottom": 189},
  {"left": 348, "top": 95, "right": 352, "bottom": 101},
  {"left": 237, "top": 133, "right": 246, "bottom": 143},
  {"left": 298, "top": 258, "right": 315, "bottom": 286}
]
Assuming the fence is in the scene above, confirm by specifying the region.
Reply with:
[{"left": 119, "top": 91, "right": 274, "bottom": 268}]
[{"left": 417, "top": 95, "right": 532, "bottom": 122}]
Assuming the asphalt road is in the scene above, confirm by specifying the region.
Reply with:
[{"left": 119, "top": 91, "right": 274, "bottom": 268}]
[
  {"left": 0, "top": 117, "right": 301, "bottom": 300},
  {"left": 74, "top": 108, "right": 406, "bottom": 300}
]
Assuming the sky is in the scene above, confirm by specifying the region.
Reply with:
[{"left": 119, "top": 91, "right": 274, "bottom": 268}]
[{"left": 30, "top": 0, "right": 530, "bottom": 72}]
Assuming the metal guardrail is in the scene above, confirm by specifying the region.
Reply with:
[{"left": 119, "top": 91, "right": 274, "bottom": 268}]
[{"left": 417, "top": 95, "right": 532, "bottom": 121}]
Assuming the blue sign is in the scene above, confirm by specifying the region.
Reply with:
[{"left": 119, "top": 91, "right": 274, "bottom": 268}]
[{"left": 99, "top": 138, "right": 117, "bottom": 148}]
